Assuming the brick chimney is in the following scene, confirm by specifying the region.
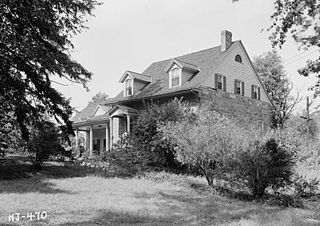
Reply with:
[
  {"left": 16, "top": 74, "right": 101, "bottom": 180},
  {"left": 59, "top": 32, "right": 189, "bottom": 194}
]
[{"left": 221, "top": 30, "right": 232, "bottom": 52}]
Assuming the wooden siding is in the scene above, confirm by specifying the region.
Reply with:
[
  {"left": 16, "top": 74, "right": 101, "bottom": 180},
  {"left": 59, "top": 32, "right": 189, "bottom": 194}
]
[{"left": 203, "top": 42, "right": 269, "bottom": 103}]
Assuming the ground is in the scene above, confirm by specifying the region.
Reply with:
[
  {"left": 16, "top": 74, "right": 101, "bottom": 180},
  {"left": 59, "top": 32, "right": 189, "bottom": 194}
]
[{"left": 0, "top": 156, "right": 319, "bottom": 226}]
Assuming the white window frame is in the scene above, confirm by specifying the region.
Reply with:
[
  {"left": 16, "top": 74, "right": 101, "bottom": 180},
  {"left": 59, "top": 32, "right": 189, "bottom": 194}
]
[
  {"left": 169, "top": 66, "right": 181, "bottom": 88},
  {"left": 217, "top": 75, "right": 224, "bottom": 90},
  {"left": 236, "top": 80, "right": 242, "bottom": 95},
  {"left": 252, "top": 85, "right": 258, "bottom": 99},
  {"left": 124, "top": 78, "right": 133, "bottom": 97}
]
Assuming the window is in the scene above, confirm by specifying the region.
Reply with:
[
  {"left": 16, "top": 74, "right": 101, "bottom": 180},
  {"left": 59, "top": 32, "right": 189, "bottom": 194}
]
[
  {"left": 170, "top": 67, "right": 181, "bottom": 88},
  {"left": 217, "top": 75, "right": 223, "bottom": 90},
  {"left": 251, "top": 85, "right": 260, "bottom": 100},
  {"left": 234, "top": 79, "right": 244, "bottom": 95},
  {"left": 235, "top": 55, "right": 242, "bottom": 63},
  {"left": 215, "top": 74, "right": 226, "bottom": 91},
  {"left": 125, "top": 79, "right": 133, "bottom": 96}
]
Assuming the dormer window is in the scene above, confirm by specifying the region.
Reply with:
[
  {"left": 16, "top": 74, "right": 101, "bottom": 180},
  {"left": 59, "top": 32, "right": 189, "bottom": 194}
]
[
  {"left": 125, "top": 79, "right": 133, "bottom": 96},
  {"left": 171, "top": 68, "right": 180, "bottom": 87},
  {"left": 169, "top": 67, "right": 181, "bottom": 88}
]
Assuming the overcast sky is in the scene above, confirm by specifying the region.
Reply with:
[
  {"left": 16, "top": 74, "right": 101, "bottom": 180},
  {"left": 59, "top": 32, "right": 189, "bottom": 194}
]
[{"left": 54, "top": 0, "right": 319, "bottom": 114}]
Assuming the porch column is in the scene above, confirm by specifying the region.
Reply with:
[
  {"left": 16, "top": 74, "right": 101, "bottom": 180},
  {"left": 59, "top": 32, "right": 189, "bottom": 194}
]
[
  {"left": 126, "top": 115, "right": 130, "bottom": 133},
  {"left": 106, "top": 123, "right": 109, "bottom": 151},
  {"left": 110, "top": 117, "right": 113, "bottom": 146},
  {"left": 75, "top": 127, "right": 79, "bottom": 150},
  {"left": 89, "top": 125, "right": 93, "bottom": 156}
]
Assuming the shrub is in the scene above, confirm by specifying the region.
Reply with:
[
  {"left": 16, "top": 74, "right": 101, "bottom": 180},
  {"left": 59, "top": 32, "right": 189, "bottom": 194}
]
[
  {"left": 161, "top": 108, "right": 247, "bottom": 186},
  {"left": 27, "top": 121, "right": 65, "bottom": 168},
  {"left": 292, "top": 175, "right": 320, "bottom": 198},
  {"left": 118, "top": 98, "right": 190, "bottom": 169},
  {"left": 233, "top": 138, "right": 295, "bottom": 197}
]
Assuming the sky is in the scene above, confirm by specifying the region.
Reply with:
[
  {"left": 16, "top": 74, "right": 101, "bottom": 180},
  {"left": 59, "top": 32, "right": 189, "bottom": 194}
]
[{"left": 54, "top": 0, "right": 319, "bottom": 114}]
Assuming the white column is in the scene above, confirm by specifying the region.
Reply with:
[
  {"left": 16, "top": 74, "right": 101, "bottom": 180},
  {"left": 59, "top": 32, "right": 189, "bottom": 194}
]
[
  {"left": 89, "top": 125, "right": 93, "bottom": 156},
  {"left": 126, "top": 115, "right": 130, "bottom": 133},
  {"left": 106, "top": 123, "right": 109, "bottom": 151},
  {"left": 110, "top": 117, "right": 113, "bottom": 146},
  {"left": 75, "top": 127, "right": 79, "bottom": 150}
]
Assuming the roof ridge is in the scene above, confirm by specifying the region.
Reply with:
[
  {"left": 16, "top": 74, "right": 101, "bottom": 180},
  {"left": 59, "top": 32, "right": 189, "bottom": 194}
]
[
  {"left": 173, "top": 58, "right": 198, "bottom": 67},
  {"left": 146, "top": 45, "right": 221, "bottom": 66}
]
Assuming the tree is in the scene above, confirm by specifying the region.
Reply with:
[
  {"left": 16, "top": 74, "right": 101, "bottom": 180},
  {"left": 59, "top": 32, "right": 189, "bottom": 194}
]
[
  {"left": 91, "top": 92, "right": 109, "bottom": 103},
  {"left": 0, "top": 1, "right": 100, "bottom": 148},
  {"left": 234, "top": 0, "right": 320, "bottom": 95},
  {"left": 234, "top": 138, "right": 295, "bottom": 197},
  {"left": 27, "top": 120, "right": 65, "bottom": 168},
  {"left": 253, "top": 51, "right": 301, "bottom": 129},
  {"left": 161, "top": 108, "right": 247, "bottom": 186}
]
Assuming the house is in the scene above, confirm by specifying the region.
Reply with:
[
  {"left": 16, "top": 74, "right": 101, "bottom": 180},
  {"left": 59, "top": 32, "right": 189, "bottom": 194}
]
[{"left": 72, "top": 30, "right": 272, "bottom": 155}]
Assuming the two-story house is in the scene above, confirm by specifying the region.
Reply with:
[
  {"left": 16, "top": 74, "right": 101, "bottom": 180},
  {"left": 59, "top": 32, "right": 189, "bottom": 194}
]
[{"left": 72, "top": 30, "right": 272, "bottom": 155}]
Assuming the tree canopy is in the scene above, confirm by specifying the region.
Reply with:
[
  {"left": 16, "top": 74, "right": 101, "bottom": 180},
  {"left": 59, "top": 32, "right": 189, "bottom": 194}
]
[
  {"left": 253, "top": 51, "right": 301, "bottom": 128},
  {"left": 0, "top": 0, "right": 100, "bottom": 145},
  {"left": 234, "top": 0, "right": 319, "bottom": 94},
  {"left": 91, "top": 92, "right": 109, "bottom": 103},
  {"left": 268, "top": 0, "right": 319, "bottom": 81}
]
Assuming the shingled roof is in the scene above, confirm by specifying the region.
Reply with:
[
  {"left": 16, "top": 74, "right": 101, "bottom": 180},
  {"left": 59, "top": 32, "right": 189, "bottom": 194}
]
[
  {"left": 104, "top": 41, "right": 238, "bottom": 104},
  {"left": 119, "top": 71, "right": 152, "bottom": 83}
]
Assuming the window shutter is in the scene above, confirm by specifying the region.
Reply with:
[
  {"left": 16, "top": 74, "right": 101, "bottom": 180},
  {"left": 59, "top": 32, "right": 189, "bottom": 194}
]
[
  {"left": 223, "top": 76, "right": 226, "bottom": 92},
  {"left": 241, "top": 82, "right": 244, "bottom": 96},
  {"left": 258, "top": 87, "right": 261, "bottom": 100},
  {"left": 214, "top": 74, "right": 218, "bottom": 90},
  {"left": 251, "top": 85, "right": 254, "bottom": 99},
  {"left": 234, "top": 79, "right": 237, "bottom": 94}
]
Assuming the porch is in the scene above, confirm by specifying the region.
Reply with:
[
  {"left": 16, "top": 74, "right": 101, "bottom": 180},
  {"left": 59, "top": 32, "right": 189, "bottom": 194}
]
[{"left": 73, "top": 105, "right": 136, "bottom": 156}]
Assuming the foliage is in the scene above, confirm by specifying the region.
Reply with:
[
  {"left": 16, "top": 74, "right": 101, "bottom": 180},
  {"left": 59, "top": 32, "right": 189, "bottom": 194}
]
[
  {"left": 91, "top": 92, "right": 109, "bottom": 103},
  {"left": 0, "top": 94, "right": 22, "bottom": 157},
  {"left": 0, "top": 0, "right": 100, "bottom": 147},
  {"left": 234, "top": 0, "right": 319, "bottom": 94},
  {"left": 253, "top": 51, "right": 301, "bottom": 129},
  {"left": 129, "top": 98, "right": 191, "bottom": 168},
  {"left": 232, "top": 138, "right": 295, "bottom": 197},
  {"left": 268, "top": 0, "right": 320, "bottom": 83},
  {"left": 292, "top": 175, "right": 320, "bottom": 198},
  {"left": 161, "top": 108, "right": 247, "bottom": 186},
  {"left": 27, "top": 121, "right": 65, "bottom": 168},
  {"left": 285, "top": 114, "right": 318, "bottom": 139}
]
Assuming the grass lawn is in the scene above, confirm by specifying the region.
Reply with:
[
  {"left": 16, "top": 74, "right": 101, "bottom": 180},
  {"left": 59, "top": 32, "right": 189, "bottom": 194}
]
[{"left": 0, "top": 156, "right": 320, "bottom": 226}]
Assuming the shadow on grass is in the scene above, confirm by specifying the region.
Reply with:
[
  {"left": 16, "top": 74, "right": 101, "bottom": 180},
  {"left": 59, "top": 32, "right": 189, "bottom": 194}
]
[
  {"left": 54, "top": 192, "right": 295, "bottom": 226},
  {"left": 57, "top": 210, "right": 181, "bottom": 226},
  {"left": 0, "top": 155, "right": 93, "bottom": 194},
  {"left": 0, "top": 179, "right": 73, "bottom": 194},
  {"left": 0, "top": 154, "right": 97, "bottom": 181}
]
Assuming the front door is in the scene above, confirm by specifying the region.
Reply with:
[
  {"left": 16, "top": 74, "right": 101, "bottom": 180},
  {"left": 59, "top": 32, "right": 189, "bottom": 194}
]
[{"left": 97, "top": 139, "right": 101, "bottom": 154}]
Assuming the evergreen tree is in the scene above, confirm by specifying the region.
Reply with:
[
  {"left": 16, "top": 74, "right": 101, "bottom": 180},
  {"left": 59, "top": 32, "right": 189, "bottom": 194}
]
[{"left": 0, "top": 0, "right": 100, "bottom": 149}]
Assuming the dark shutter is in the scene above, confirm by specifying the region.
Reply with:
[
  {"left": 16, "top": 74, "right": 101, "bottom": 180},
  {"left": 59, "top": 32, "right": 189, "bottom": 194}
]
[
  {"left": 234, "top": 79, "right": 237, "bottom": 94},
  {"left": 258, "top": 87, "right": 261, "bottom": 100},
  {"left": 214, "top": 74, "right": 218, "bottom": 90},
  {"left": 251, "top": 85, "right": 254, "bottom": 99},
  {"left": 241, "top": 82, "right": 244, "bottom": 96},
  {"left": 223, "top": 76, "right": 226, "bottom": 92}
]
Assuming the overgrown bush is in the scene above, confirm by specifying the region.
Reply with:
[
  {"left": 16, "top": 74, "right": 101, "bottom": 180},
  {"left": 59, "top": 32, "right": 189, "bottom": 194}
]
[
  {"left": 292, "top": 175, "right": 320, "bottom": 198},
  {"left": 161, "top": 108, "right": 247, "bottom": 186},
  {"left": 232, "top": 138, "right": 295, "bottom": 197},
  {"left": 27, "top": 121, "right": 65, "bottom": 168},
  {"left": 109, "top": 99, "right": 191, "bottom": 170}
]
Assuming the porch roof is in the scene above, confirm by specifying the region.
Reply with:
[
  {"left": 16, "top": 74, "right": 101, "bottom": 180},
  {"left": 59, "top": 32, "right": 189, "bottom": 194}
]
[{"left": 73, "top": 114, "right": 110, "bottom": 127}]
